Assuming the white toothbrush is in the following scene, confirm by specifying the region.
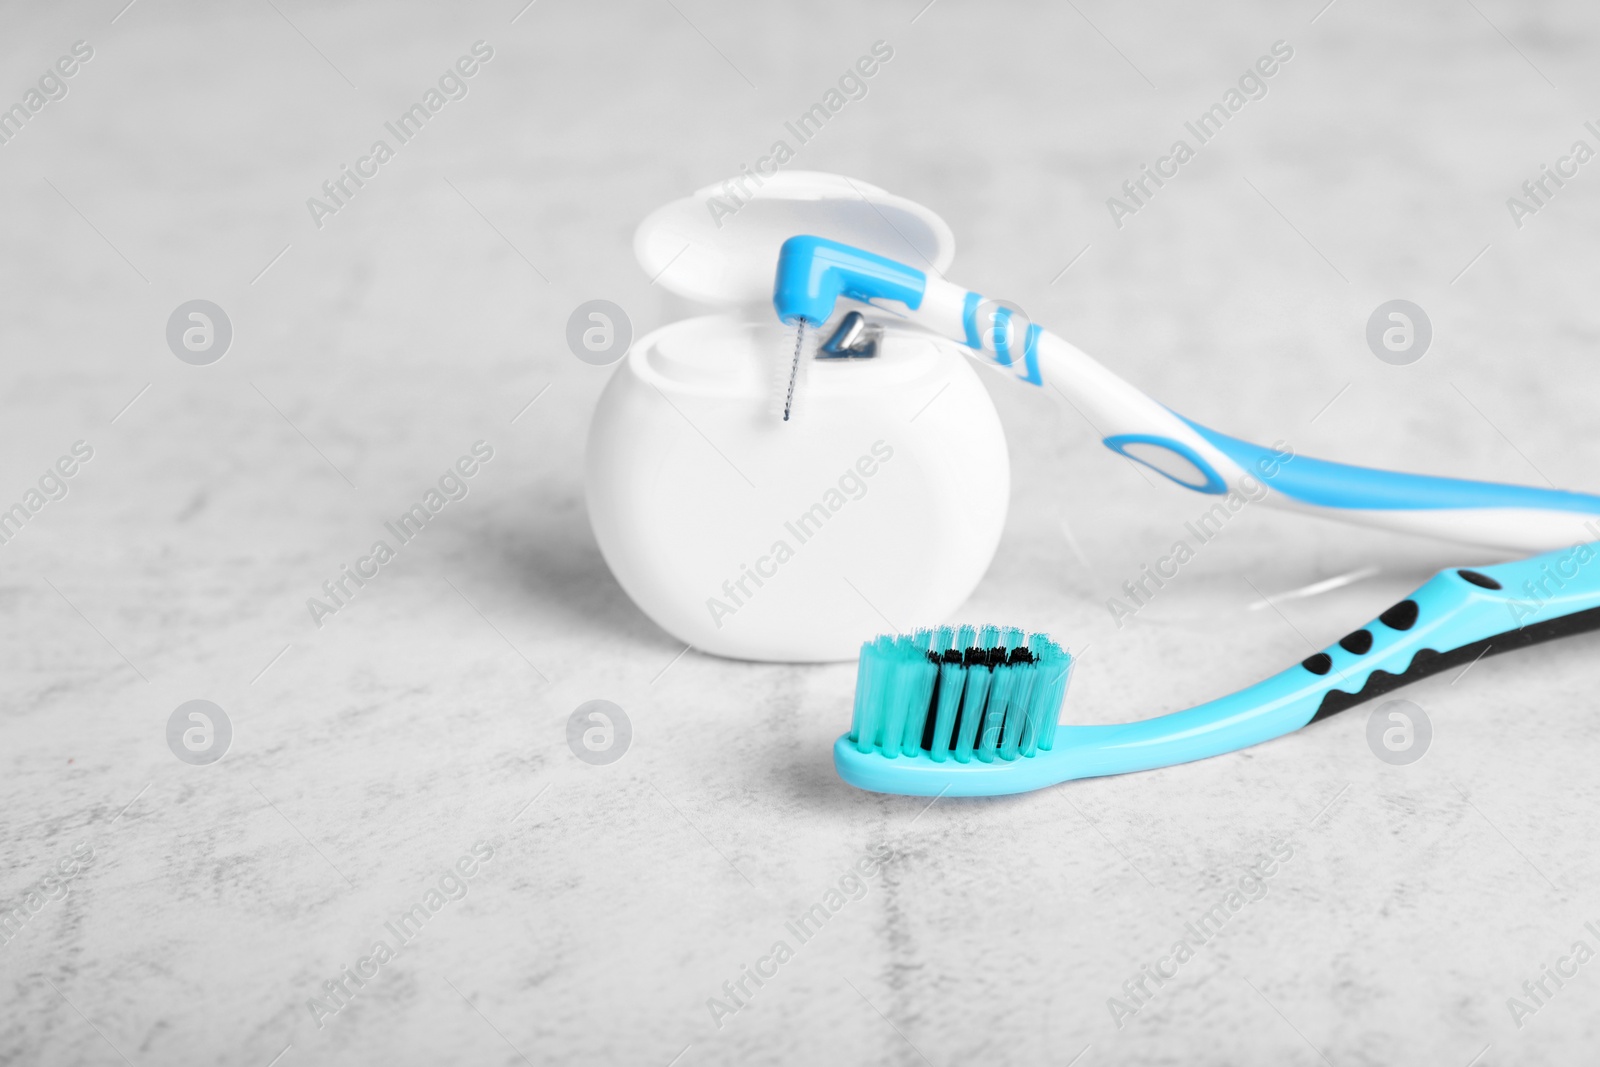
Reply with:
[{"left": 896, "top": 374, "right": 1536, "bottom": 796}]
[{"left": 773, "top": 236, "right": 1600, "bottom": 553}]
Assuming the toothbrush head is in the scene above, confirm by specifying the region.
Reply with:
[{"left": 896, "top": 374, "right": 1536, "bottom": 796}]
[
  {"left": 838, "top": 626, "right": 1074, "bottom": 794},
  {"left": 773, "top": 236, "right": 927, "bottom": 327}
]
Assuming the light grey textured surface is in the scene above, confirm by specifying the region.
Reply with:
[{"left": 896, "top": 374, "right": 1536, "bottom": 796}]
[{"left": 4, "top": 1, "right": 1600, "bottom": 1065}]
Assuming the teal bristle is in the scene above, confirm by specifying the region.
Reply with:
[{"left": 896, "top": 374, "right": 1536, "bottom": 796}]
[
  {"left": 849, "top": 636, "right": 891, "bottom": 752},
  {"left": 847, "top": 627, "right": 1073, "bottom": 764},
  {"left": 877, "top": 637, "right": 921, "bottom": 757},
  {"left": 975, "top": 664, "right": 1014, "bottom": 762},
  {"left": 1035, "top": 654, "right": 1073, "bottom": 753},
  {"left": 952, "top": 663, "right": 991, "bottom": 763},
  {"left": 898, "top": 654, "right": 939, "bottom": 757},
  {"left": 927, "top": 660, "right": 965, "bottom": 762},
  {"left": 998, "top": 661, "right": 1035, "bottom": 760}
]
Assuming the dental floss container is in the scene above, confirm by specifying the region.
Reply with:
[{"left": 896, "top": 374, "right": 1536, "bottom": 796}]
[{"left": 585, "top": 172, "right": 1009, "bottom": 662}]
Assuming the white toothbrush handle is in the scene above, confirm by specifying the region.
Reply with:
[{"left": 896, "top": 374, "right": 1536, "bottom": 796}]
[{"left": 922, "top": 275, "right": 1600, "bottom": 554}]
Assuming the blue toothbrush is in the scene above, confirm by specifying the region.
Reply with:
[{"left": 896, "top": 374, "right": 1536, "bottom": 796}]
[
  {"left": 835, "top": 545, "right": 1600, "bottom": 796},
  {"left": 773, "top": 236, "right": 1600, "bottom": 553}
]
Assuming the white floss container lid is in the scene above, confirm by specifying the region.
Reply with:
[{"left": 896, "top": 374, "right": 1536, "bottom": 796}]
[{"left": 633, "top": 171, "right": 955, "bottom": 310}]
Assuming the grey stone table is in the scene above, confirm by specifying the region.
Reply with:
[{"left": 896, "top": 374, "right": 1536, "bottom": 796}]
[{"left": 3, "top": 1, "right": 1599, "bottom": 1064}]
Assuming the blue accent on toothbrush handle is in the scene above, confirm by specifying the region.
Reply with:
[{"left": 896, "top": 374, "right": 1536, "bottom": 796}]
[
  {"left": 834, "top": 542, "right": 1600, "bottom": 796},
  {"left": 1103, "top": 434, "right": 1231, "bottom": 494},
  {"left": 960, "top": 291, "right": 982, "bottom": 348},
  {"left": 773, "top": 236, "right": 926, "bottom": 326},
  {"left": 958, "top": 291, "right": 1043, "bottom": 384},
  {"left": 1185, "top": 419, "right": 1600, "bottom": 517}
]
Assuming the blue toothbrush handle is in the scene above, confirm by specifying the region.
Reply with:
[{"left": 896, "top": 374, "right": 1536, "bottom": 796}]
[
  {"left": 1066, "top": 546, "right": 1600, "bottom": 779},
  {"left": 833, "top": 542, "right": 1600, "bottom": 796}
]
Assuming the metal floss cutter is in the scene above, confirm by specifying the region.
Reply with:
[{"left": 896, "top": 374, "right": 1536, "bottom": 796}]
[{"left": 584, "top": 171, "right": 1012, "bottom": 662}]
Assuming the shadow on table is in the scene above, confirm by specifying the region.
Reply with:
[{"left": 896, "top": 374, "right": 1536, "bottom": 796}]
[{"left": 449, "top": 483, "right": 677, "bottom": 655}]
